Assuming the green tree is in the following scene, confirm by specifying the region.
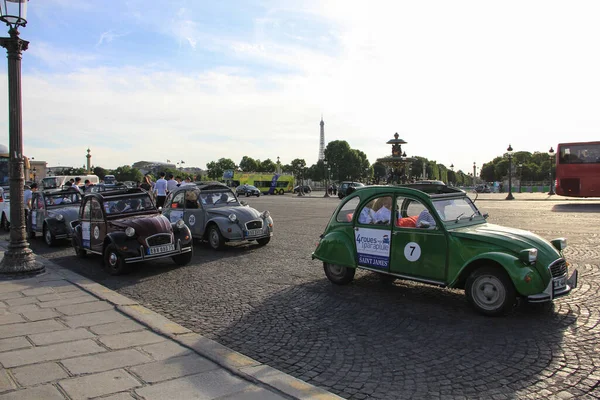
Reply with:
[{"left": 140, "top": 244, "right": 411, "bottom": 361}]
[
  {"left": 290, "top": 158, "right": 306, "bottom": 182},
  {"left": 92, "top": 166, "right": 108, "bottom": 179},
  {"left": 206, "top": 158, "right": 236, "bottom": 181},
  {"left": 239, "top": 156, "right": 259, "bottom": 172},
  {"left": 258, "top": 159, "right": 276, "bottom": 173},
  {"left": 112, "top": 165, "right": 143, "bottom": 183}
]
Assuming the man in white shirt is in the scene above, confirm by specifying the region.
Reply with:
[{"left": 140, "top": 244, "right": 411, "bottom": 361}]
[
  {"left": 166, "top": 174, "right": 178, "bottom": 193},
  {"left": 154, "top": 172, "right": 168, "bottom": 207}
]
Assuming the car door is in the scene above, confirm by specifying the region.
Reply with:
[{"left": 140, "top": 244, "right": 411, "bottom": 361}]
[
  {"left": 389, "top": 196, "right": 448, "bottom": 282},
  {"left": 29, "top": 193, "right": 40, "bottom": 232},
  {"left": 163, "top": 191, "right": 185, "bottom": 224},
  {"left": 35, "top": 194, "right": 46, "bottom": 233},
  {"left": 80, "top": 198, "right": 92, "bottom": 249},
  {"left": 90, "top": 198, "right": 106, "bottom": 253},
  {"left": 353, "top": 195, "right": 394, "bottom": 272},
  {"left": 183, "top": 188, "right": 204, "bottom": 237}
]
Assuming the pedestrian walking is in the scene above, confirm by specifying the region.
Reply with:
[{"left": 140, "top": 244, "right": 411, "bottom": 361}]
[{"left": 154, "top": 172, "right": 168, "bottom": 208}]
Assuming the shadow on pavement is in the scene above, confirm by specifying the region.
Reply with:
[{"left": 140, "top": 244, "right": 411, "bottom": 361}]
[
  {"left": 212, "top": 272, "right": 576, "bottom": 400},
  {"left": 551, "top": 203, "right": 600, "bottom": 213}
]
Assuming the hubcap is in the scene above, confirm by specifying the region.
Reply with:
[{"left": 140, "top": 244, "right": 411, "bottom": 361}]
[
  {"left": 210, "top": 229, "right": 219, "bottom": 247},
  {"left": 45, "top": 230, "right": 52, "bottom": 244},
  {"left": 327, "top": 264, "right": 345, "bottom": 278},
  {"left": 473, "top": 275, "right": 506, "bottom": 311},
  {"left": 108, "top": 253, "right": 118, "bottom": 267}
]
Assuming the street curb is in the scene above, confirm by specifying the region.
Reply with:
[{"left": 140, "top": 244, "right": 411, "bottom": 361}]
[{"left": 0, "top": 243, "right": 343, "bottom": 400}]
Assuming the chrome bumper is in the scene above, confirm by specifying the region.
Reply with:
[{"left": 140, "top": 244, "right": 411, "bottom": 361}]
[{"left": 527, "top": 269, "right": 578, "bottom": 303}]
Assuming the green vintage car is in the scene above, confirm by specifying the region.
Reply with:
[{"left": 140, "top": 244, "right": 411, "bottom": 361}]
[{"left": 312, "top": 184, "right": 578, "bottom": 316}]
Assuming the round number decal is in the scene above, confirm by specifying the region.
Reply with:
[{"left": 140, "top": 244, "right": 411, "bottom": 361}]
[
  {"left": 404, "top": 242, "right": 421, "bottom": 262},
  {"left": 188, "top": 215, "right": 196, "bottom": 226},
  {"left": 93, "top": 226, "right": 100, "bottom": 240}
]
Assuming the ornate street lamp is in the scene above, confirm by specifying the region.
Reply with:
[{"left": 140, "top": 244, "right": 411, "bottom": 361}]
[
  {"left": 323, "top": 159, "right": 329, "bottom": 198},
  {"left": 505, "top": 144, "right": 514, "bottom": 200},
  {"left": 518, "top": 163, "right": 523, "bottom": 193},
  {"left": 548, "top": 147, "right": 556, "bottom": 195},
  {"left": 450, "top": 163, "right": 454, "bottom": 185},
  {"left": 0, "top": 0, "right": 44, "bottom": 275},
  {"left": 472, "top": 162, "right": 476, "bottom": 183}
]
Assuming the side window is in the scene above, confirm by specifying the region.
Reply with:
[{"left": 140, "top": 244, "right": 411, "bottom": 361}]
[
  {"left": 371, "top": 196, "right": 393, "bottom": 225},
  {"left": 82, "top": 200, "right": 91, "bottom": 219},
  {"left": 395, "top": 197, "right": 427, "bottom": 228},
  {"left": 171, "top": 192, "right": 185, "bottom": 209},
  {"left": 91, "top": 199, "right": 103, "bottom": 220},
  {"left": 357, "top": 198, "right": 378, "bottom": 224},
  {"left": 36, "top": 195, "right": 44, "bottom": 209},
  {"left": 336, "top": 197, "right": 360, "bottom": 223}
]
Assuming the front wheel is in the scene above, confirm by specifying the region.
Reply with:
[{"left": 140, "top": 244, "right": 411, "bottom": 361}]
[
  {"left": 103, "top": 243, "right": 130, "bottom": 275},
  {"left": 44, "top": 226, "right": 56, "bottom": 247},
  {"left": 323, "top": 263, "right": 356, "bottom": 285},
  {"left": 72, "top": 236, "right": 87, "bottom": 258},
  {"left": 172, "top": 248, "right": 193, "bottom": 266},
  {"left": 256, "top": 236, "right": 270, "bottom": 246},
  {"left": 207, "top": 225, "right": 225, "bottom": 250},
  {"left": 466, "top": 266, "right": 517, "bottom": 316},
  {"left": 279, "top": 189, "right": 284, "bottom": 195}
]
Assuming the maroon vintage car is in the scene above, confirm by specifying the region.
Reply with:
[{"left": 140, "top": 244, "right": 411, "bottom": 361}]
[{"left": 71, "top": 187, "right": 193, "bottom": 275}]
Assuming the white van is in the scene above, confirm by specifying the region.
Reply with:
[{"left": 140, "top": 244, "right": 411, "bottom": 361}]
[{"left": 42, "top": 175, "right": 100, "bottom": 189}]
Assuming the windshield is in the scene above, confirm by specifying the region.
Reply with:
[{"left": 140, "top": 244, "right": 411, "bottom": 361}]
[
  {"left": 200, "top": 189, "right": 239, "bottom": 207},
  {"left": 432, "top": 197, "right": 483, "bottom": 224},
  {"left": 45, "top": 192, "right": 81, "bottom": 207},
  {"left": 42, "top": 177, "right": 60, "bottom": 189},
  {"left": 104, "top": 194, "right": 156, "bottom": 215}
]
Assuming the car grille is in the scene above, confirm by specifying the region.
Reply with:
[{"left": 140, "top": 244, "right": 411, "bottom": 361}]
[
  {"left": 246, "top": 220, "right": 263, "bottom": 230},
  {"left": 146, "top": 233, "right": 173, "bottom": 247},
  {"left": 549, "top": 259, "right": 567, "bottom": 278}
]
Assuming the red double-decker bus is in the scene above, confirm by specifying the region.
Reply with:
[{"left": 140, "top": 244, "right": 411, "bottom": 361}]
[{"left": 555, "top": 141, "right": 600, "bottom": 197}]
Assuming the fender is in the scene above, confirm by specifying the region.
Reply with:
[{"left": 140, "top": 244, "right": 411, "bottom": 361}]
[
  {"left": 450, "top": 251, "right": 546, "bottom": 296},
  {"left": 44, "top": 218, "right": 69, "bottom": 235},
  {"left": 171, "top": 223, "right": 193, "bottom": 246},
  {"left": 312, "top": 229, "right": 356, "bottom": 268}
]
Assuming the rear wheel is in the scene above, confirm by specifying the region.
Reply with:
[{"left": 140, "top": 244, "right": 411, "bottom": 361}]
[
  {"left": 466, "top": 266, "right": 517, "bottom": 316},
  {"left": 279, "top": 189, "right": 284, "bottom": 195},
  {"left": 323, "top": 263, "right": 356, "bottom": 285},
  {"left": 207, "top": 225, "right": 225, "bottom": 250},
  {"left": 103, "top": 243, "right": 129, "bottom": 275}
]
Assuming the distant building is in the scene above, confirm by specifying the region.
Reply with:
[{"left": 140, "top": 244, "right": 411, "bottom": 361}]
[{"left": 132, "top": 161, "right": 177, "bottom": 175}]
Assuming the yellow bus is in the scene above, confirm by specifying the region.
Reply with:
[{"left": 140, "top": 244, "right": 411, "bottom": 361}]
[{"left": 226, "top": 172, "right": 294, "bottom": 195}]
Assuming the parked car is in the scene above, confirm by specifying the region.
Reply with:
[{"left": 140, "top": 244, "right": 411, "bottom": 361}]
[
  {"left": 235, "top": 184, "right": 261, "bottom": 197},
  {"left": 27, "top": 188, "right": 82, "bottom": 246},
  {"left": 312, "top": 184, "right": 577, "bottom": 316},
  {"left": 338, "top": 181, "right": 365, "bottom": 199},
  {"left": 162, "top": 183, "right": 273, "bottom": 250},
  {"left": 0, "top": 186, "right": 10, "bottom": 231},
  {"left": 70, "top": 187, "right": 193, "bottom": 275},
  {"left": 414, "top": 180, "right": 446, "bottom": 185},
  {"left": 474, "top": 184, "right": 491, "bottom": 193},
  {"left": 293, "top": 185, "right": 312, "bottom": 194}
]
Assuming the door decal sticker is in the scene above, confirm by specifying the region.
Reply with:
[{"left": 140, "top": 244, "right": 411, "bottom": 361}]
[
  {"left": 404, "top": 242, "right": 421, "bottom": 262},
  {"left": 355, "top": 227, "right": 391, "bottom": 269}
]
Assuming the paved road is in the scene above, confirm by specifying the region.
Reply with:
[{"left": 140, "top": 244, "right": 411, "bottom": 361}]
[{"left": 5, "top": 194, "right": 600, "bottom": 399}]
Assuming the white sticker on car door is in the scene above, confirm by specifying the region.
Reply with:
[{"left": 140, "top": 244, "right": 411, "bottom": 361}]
[
  {"left": 169, "top": 210, "right": 183, "bottom": 223},
  {"left": 82, "top": 221, "right": 91, "bottom": 248},
  {"left": 404, "top": 242, "right": 421, "bottom": 262}
]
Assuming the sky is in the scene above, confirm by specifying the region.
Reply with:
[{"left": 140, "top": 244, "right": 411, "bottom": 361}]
[{"left": 1, "top": 0, "right": 599, "bottom": 175}]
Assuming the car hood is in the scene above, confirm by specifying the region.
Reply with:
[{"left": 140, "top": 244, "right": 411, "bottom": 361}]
[
  {"left": 48, "top": 206, "right": 79, "bottom": 223},
  {"left": 207, "top": 206, "right": 262, "bottom": 221},
  {"left": 109, "top": 214, "right": 172, "bottom": 234},
  {"left": 451, "top": 223, "right": 560, "bottom": 259}
]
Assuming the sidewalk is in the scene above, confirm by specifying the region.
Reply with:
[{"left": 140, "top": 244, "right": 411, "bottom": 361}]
[{"left": 0, "top": 247, "right": 343, "bottom": 400}]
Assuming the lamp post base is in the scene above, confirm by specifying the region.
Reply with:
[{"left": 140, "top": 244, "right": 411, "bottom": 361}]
[
  {"left": 505, "top": 193, "right": 515, "bottom": 200},
  {"left": 323, "top": 192, "right": 330, "bottom": 198},
  {"left": 0, "top": 243, "right": 44, "bottom": 276},
  {"left": 548, "top": 190, "right": 556, "bottom": 195}
]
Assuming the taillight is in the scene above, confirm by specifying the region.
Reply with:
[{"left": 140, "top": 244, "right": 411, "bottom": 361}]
[{"left": 0, "top": 197, "right": 3, "bottom": 202}]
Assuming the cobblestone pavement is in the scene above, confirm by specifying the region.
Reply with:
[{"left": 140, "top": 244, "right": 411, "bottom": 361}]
[{"left": 12, "top": 195, "right": 600, "bottom": 400}]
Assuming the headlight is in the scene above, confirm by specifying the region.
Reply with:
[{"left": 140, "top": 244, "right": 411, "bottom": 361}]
[
  {"left": 519, "top": 248, "right": 538, "bottom": 264},
  {"left": 551, "top": 238, "right": 567, "bottom": 251},
  {"left": 125, "top": 227, "right": 135, "bottom": 237},
  {"left": 55, "top": 214, "right": 64, "bottom": 221},
  {"left": 176, "top": 219, "right": 185, "bottom": 229},
  {"left": 228, "top": 214, "right": 237, "bottom": 222},
  {"left": 261, "top": 210, "right": 270, "bottom": 219}
]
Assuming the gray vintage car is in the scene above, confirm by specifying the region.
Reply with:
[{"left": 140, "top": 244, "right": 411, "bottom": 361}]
[
  {"left": 27, "top": 188, "right": 82, "bottom": 246},
  {"left": 162, "top": 183, "right": 273, "bottom": 249}
]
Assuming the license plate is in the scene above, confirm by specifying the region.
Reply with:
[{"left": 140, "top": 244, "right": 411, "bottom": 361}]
[
  {"left": 246, "top": 228, "right": 262, "bottom": 237},
  {"left": 553, "top": 276, "right": 567, "bottom": 290},
  {"left": 148, "top": 243, "right": 175, "bottom": 255}
]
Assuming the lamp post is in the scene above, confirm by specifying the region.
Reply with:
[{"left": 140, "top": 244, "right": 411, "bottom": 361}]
[
  {"left": 548, "top": 147, "right": 555, "bottom": 195},
  {"left": 472, "top": 162, "right": 476, "bottom": 184},
  {"left": 505, "top": 144, "right": 514, "bottom": 200},
  {"left": 323, "top": 159, "right": 329, "bottom": 198},
  {"left": 0, "top": 0, "right": 44, "bottom": 275},
  {"left": 450, "top": 163, "right": 454, "bottom": 186},
  {"left": 518, "top": 163, "right": 523, "bottom": 193}
]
